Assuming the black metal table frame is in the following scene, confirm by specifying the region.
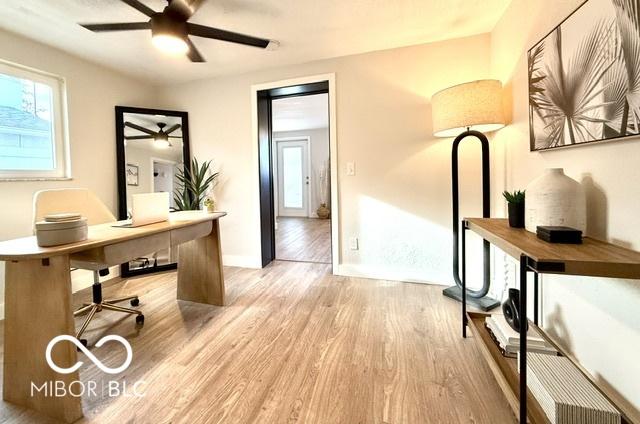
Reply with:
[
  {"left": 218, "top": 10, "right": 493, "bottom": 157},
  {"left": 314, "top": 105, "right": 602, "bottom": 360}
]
[{"left": 460, "top": 219, "right": 561, "bottom": 423}]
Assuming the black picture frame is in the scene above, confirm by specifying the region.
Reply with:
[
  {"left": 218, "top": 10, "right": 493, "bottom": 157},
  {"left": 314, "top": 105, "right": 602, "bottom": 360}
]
[
  {"left": 528, "top": 0, "right": 640, "bottom": 152},
  {"left": 115, "top": 105, "right": 191, "bottom": 278}
]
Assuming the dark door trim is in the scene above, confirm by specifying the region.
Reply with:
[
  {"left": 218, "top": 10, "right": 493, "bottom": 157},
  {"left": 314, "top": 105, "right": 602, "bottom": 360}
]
[{"left": 256, "top": 81, "right": 330, "bottom": 267}]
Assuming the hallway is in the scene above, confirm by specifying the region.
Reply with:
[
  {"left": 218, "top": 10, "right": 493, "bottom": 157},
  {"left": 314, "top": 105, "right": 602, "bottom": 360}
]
[{"left": 275, "top": 217, "right": 331, "bottom": 264}]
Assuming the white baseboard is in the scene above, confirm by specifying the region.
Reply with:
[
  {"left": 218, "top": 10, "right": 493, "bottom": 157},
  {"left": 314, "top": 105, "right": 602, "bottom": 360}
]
[
  {"left": 334, "top": 264, "right": 449, "bottom": 286},
  {"left": 222, "top": 255, "right": 262, "bottom": 269}
]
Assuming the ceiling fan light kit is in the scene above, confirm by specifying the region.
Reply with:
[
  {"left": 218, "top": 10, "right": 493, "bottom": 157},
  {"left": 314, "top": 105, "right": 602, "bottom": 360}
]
[
  {"left": 152, "top": 34, "right": 189, "bottom": 55},
  {"left": 150, "top": 13, "right": 189, "bottom": 55},
  {"left": 153, "top": 138, "right": 172, "bottom": 149},
  {"left": 79, "top": 0, "right": 274, "bottom": 62}
]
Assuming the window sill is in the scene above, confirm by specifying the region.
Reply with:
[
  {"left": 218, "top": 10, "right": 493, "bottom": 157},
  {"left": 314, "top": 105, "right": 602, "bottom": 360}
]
[{"left": 0, "top": 177, "right": 73, "bottom": 182}]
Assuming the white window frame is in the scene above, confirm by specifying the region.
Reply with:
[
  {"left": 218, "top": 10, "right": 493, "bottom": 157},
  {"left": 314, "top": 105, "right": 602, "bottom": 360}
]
[{"left": 0, "top": 59, "right": 70, "bottom": 180}]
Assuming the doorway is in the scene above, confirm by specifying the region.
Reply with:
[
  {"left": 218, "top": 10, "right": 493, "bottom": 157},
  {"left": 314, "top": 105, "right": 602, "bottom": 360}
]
[
  {"left": 255, "top": 79, "right": 335, "bottom": 267},
  {"left": 151, "top": 158, "right": 177, "bottom": 208}
]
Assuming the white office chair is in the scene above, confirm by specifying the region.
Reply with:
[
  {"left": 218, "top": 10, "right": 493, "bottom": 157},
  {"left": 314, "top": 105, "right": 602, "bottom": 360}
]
[{"left": 33, "top": 189, "right": 143, "bottom": 347}]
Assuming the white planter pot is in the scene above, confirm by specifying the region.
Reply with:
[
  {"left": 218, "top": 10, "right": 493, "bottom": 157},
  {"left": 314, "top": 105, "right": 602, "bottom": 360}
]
[{"left": 525, "top": 168, "right": 586, "bottom": 233}]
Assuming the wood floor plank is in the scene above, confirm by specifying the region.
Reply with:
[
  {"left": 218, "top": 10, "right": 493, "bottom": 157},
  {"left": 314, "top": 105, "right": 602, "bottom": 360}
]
[
  {"left": 0, "top": 262, "right": 515, "bottom": 423},
  {"left": 276, "top": 217, "right": 331, "bottom": 264}
]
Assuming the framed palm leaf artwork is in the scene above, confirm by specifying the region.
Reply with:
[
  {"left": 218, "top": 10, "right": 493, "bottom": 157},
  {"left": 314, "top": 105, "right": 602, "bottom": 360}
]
[{"left": 529, "top": 0, "right": 640, "bottom": 151}]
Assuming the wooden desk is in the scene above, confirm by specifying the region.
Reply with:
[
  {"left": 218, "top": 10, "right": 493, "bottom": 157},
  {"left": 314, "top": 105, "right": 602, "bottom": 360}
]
[{"left": 0, "top": 211, "right": 226, "bottom": 422}]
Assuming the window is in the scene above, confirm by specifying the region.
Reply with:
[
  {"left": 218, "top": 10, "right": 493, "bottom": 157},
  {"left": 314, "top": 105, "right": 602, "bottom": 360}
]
[
  {"left": 282, "top": 145, "right": 304, "bottom": 208},
  {"left": 0, "top": 61, "right": 69, "bottom": 179}
]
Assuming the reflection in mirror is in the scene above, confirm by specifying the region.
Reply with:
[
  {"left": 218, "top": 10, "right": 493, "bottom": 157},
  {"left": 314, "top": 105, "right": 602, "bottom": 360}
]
[{"left": 119, "top": 110, "right": 188, "bottom": 274}]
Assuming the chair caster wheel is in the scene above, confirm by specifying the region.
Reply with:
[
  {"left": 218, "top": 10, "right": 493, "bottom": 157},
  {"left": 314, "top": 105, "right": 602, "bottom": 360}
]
[
  {"left": 78, "top": 339, "right": 88, "bottom": 351},
  {"left": 136, "top": 314, "right": 145, "bottom": 325},
  {"left": 130, "top": 298, "right": 140, "bottom": 307}
]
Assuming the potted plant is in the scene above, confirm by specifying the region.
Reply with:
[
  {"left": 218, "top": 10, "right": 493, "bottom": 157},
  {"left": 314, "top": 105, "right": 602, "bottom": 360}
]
[
  {"left": 503, "top": 190, "right": 525, "bottom": 228},
  {"left": 174, "top": 158, "right": 219, "bottom": 211},
  {"left": 203, "top": 197, "right": 215, "bottom": 213}
]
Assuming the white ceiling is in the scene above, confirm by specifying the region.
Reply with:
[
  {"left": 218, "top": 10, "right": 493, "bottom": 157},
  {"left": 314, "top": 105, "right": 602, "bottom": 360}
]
[
  {"left": 0, "top": 0, "right": 510, "bottom": 85},
  {"left": 272, "top": 93, "right": 328, "bottom": 132}
]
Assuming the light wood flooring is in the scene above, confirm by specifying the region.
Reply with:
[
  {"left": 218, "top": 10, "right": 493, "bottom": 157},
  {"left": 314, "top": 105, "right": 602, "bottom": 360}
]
[
  {"left": 0, "top": 262, "right": 515, "bottom": 423},
  {"left": 275, "top": 217, "right": 331, "bottom": 264}
]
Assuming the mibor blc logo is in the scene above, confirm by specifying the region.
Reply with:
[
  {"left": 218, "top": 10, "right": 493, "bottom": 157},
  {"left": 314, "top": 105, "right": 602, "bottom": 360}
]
[
  {"left": 32, "top": 335, "right": 146, "bottom": 398},
  {"left": 46, "top": 335, "right": 133, "bottom": 374}
]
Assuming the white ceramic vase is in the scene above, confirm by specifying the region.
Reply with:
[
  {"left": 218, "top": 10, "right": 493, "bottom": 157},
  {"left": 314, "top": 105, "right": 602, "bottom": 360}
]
[{"left": 524, "top": 168, "right": 586, "bottom": 233}]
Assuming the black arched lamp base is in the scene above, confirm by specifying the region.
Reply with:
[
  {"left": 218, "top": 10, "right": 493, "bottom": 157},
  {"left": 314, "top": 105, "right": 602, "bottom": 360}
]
[
  {"left": 442, "top": 129, "right": 499, "bottom": 311},
  {"left": 443, "top": 286, "right": 500, "bottom": 311}
]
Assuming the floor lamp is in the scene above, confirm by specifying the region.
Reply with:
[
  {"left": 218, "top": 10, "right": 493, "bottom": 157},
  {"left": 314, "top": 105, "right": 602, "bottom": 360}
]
[{"left": 431, "top": 80, "right": 505, "bottom": 311}]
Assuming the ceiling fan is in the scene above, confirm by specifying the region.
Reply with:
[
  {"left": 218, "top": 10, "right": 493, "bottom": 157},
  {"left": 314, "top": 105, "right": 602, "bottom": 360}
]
[
  {"left": 79, "top": 0, "right": 273, "bottom": 62},
  {"left": 125, "top": 121, "right": 181, "bottom": 148}
]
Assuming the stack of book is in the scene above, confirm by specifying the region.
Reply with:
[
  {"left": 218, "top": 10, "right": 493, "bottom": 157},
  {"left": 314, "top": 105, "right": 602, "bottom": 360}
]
[
  {"left": 485, "top": 314, "right": 557, "bottom": 358},
  {"left": 526, "top": 353, "right": 621, "bottom": 423}
]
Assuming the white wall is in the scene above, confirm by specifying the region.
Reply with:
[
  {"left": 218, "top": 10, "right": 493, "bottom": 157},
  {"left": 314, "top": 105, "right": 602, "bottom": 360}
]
[
  {"left": 0, "top": 29, "right": 158, "bottom": 317},
  {"left": 273, "top": 127, "right": 330, "bottom": 217},
  {"left": 491, "top": 0, "right": 640, "bottom": 418},
  {"left": 157, "top": 34, "right": 495, "bottom": 280}
]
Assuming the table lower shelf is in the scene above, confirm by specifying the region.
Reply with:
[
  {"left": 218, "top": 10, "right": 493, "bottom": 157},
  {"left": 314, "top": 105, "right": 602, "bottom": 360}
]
[{"left": 467, "top": 312, "right": 550, "bottom": 424}]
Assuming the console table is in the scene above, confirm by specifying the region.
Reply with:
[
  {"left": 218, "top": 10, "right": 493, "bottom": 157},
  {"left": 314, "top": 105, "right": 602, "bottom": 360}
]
[{"left": 461, "top": 218, "right": 640, "bottom": 423}]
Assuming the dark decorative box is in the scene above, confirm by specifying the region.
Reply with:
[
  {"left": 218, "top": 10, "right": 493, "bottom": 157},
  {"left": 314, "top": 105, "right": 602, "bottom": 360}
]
[{"left": 536, "top": 226, "right": 582, "bottom": 244}]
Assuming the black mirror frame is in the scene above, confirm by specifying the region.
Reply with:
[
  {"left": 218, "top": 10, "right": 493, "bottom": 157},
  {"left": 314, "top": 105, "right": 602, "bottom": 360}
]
[{"left": 115, "top": 105, "right": 191, "bottom": 278}]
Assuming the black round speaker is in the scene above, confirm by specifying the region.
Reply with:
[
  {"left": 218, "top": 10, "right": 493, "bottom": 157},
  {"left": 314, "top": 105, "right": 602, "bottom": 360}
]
[{"left": 502, "top": 288, "right": 528, "bottom": 332}]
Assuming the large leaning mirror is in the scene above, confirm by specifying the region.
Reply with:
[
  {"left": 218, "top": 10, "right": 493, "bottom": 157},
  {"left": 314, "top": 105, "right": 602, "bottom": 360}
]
[{"left": 115, "top": 106, "right": 190, "bottom": 277}]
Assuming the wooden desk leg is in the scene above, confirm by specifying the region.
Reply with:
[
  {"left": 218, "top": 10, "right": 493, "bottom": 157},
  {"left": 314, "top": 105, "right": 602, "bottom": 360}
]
[
  {"left": 177, "top": 219, "right": 225, "bottom": 306},
  {"left": 3, "top": 255, "right": 83, "bottom": 423}
]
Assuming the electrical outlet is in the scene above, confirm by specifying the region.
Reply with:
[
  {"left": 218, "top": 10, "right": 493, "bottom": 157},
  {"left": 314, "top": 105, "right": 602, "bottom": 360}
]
[
  {"left": 349, "top": 237, "right": 359, "bottom": 250},
  {"left": 346, "top": 161, "right": 356, "bottom": 176}
]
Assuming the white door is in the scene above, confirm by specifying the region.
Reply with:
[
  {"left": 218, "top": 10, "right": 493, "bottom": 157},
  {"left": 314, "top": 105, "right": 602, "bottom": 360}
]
[
  {"left": 277, "top": 140, "right": 309, "bottom": 217},
  {"left": 152, "top": 160, "right": 176, "bottom": 209}
]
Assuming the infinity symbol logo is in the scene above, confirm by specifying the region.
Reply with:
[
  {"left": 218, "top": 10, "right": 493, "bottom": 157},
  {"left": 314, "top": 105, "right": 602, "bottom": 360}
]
[{"left": 46, "top": 335, "right": 133, "bottom": 375}]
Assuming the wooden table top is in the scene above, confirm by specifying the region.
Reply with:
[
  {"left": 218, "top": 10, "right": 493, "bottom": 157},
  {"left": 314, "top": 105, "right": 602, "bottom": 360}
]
[
  {"left": 466, "top": 218, "right": 640, "bottom": 279},
  {"left": 0, "top": 211, "right": 226, "bottom": 261}
]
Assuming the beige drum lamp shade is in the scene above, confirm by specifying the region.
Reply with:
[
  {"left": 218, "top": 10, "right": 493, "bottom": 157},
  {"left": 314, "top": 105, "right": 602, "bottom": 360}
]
[{"left": 431, "top": 79, "right": 505, "bottom": 137}]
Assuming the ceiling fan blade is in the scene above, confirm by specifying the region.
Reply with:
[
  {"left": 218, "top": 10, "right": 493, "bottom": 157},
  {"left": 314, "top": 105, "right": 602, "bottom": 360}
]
[
  {"left": 187, "top": 23, "right": 270, "bottom": 48},
  {"left": 166, "top": 0, "right": 206, "bottom": 20},
  {"left": 125, "top": 122, "right": 157, "bottom": 135},
  {"left": 81, "top": 22, "right": 151, "bottom": 32},
  {"left": 165, "top": 124, "right": 181, "bottom": 134},
  {"left": 120, "top": 0, "right": 156, "bottom": 17},
  {"left": 185, "top": 38, "right": 205, "bottom": 62},
  {"left": 125, "top": 135, "right": 155, "bottom": 140}
]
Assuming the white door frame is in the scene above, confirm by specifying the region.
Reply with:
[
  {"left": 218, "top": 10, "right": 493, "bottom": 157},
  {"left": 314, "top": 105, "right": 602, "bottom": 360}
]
[
  {"left": 251, "top": 73, "right": 339, "bottom": 270},
  {"left": 273, "top": 136, "right": 312, "bottom": 218},
  {"left": 149, "top": 157, "right": 177, "bottom": 192}
]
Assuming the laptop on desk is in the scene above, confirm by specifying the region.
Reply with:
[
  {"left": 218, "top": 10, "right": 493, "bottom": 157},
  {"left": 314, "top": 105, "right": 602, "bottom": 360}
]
[{"left": 113, "top": 192, "right": 170, "bottom": 228}]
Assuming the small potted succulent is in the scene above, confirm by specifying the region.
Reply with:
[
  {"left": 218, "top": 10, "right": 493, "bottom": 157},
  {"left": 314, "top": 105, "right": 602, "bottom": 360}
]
[
  {"left": 203, "top": 197, "right": 215, "bottom": 213},
  {"left": 503, "top": 190, "right": 525, "bottom": 228}
]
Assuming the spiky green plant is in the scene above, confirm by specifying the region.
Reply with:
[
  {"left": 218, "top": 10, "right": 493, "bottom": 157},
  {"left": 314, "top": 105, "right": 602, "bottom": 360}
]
[
  {"left": 502, "top": 190, "right": 525, "bottom": 204},
  {"left": 174, "top": 158, "right": 219, "bottom": 211}
]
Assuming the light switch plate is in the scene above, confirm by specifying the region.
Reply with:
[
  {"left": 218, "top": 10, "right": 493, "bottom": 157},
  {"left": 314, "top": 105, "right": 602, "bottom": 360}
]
[
  {"left": 346, "top": 161, "right": 356, "bottom": 176},
  {"left": 349, "top": 237, "right": 359, "bottom": 250}
]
